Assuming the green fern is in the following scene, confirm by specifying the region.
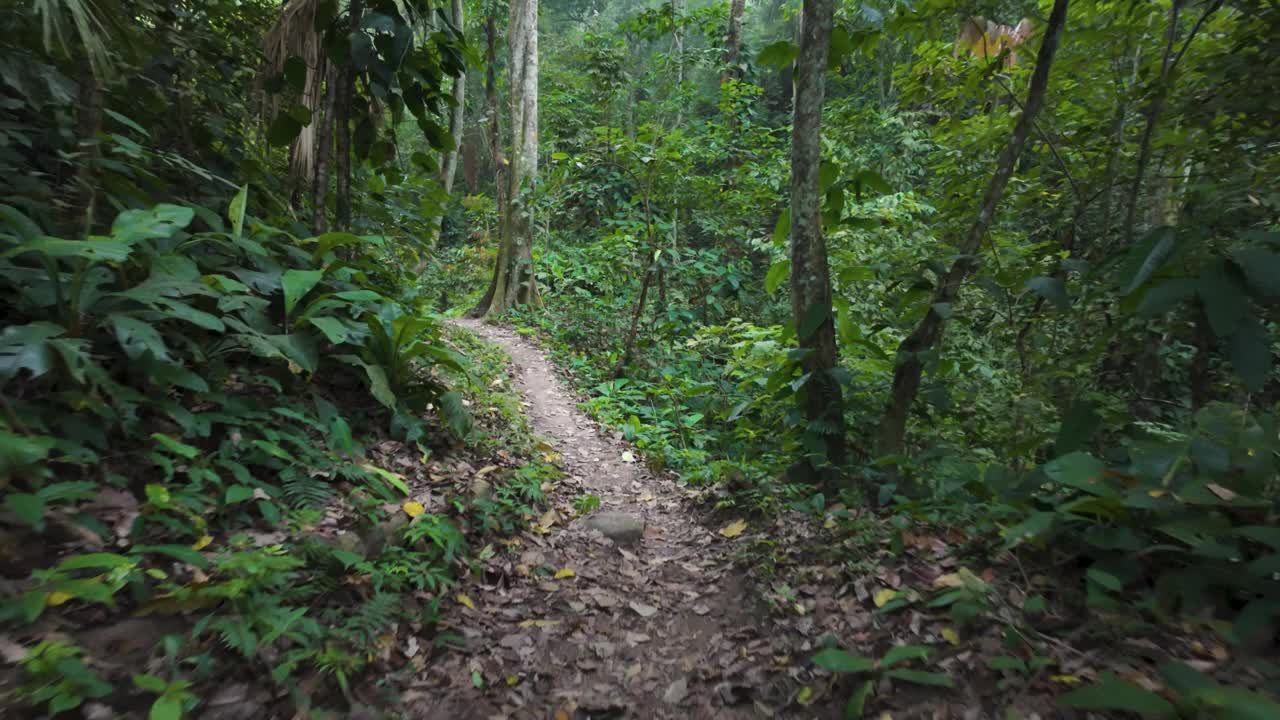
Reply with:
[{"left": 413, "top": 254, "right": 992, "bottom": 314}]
[{"left": 281, "top": 467, "right": 332, "bottom": 508}]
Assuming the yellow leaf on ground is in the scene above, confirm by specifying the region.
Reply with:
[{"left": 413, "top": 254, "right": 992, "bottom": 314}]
[
  {"left": 191, "top": 535, "right": 213, "bottom": 551},
  {"left": 47, "top": 591, "right": 73, "bottom": 606},
  {"left": 796, "top": 686, "right": 814, "bottom": 705},
  {"left": 538, "top": 509, "right": 559, "bottom": 529},
  {"left": 1051, "top": 675, "right": 1082, "bottom": 685},
  {"left": 456, "top": 593, "right": 476, "bottom": 610},
  {"left": 941, "top": 628, "right": 960, "bottom": 646},
  {"left": 933, "top": 572, "right": 963, "bottom": 588},
  {"left": 554, "top": 568, "right": 576, "bottom": 579},
  {"left": 518, "top": 619, "right": 561, "bottom": 629},
  {"left": 506, "top": 674, "right": 520, "bottom": 686},
  {"left": 873, "top": 589, "right": 897, "bottom": 608},
  {"left": 475, "top": 465, "right": 499, "bottom": 478},
  {"left": 402, "top": 501, "right": 425, "bottom": 518},
  {"left": 719, "top": 519, "right": 748, "bottom": 538}
]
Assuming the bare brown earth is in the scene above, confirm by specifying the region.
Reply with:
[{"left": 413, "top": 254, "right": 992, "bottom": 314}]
[{"left": 404, "top": 319, "right": 808, "bottom": 719}]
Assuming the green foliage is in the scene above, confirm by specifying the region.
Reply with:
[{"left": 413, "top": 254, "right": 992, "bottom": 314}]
[{"left": 17, "top": 640, "right": 113, "bottom": 715}]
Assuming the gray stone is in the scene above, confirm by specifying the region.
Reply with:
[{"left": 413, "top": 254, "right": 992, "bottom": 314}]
[{"left": 582, "top": 512, "right": 645, "bottom": 544}]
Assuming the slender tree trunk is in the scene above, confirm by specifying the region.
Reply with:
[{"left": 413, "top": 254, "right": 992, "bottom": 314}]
[
  {"left": 462, "top": 124, "right": 479, "bottom": 193},
  {"left": 1121, "top": 0, "right": 1222, "bottom": 245},
  {"left": 71, "top": 57, "right": 103, "bottom": 237},
  {"left": 721, "top": 0, "right": 745, "bottom": 85},
  {"left": 671, "top": 0, "right": 685, "bottom": 128},
  {"left": 440, "top": 0, "right": 466, "bottom": 196},
  {"left": 334, "top": 0, "right": 364, "bottom": 231},
  {"left": 474, "top": 0, "right": 541, "bottom": 317},
  {"left": 312, "top": 67, "right": 334, "bottom": 234},
  {"left": 788, "top": 0, "right": 846, "bottom": 484},
  {"left": 876, "top": 0, "right": 1070, "bottom": 459},
  {"left": 486, "top": 12, "right": 506, "bottom": 218},
  {"left": 429, "top": 0, "right": 467, "bottom": 244}
]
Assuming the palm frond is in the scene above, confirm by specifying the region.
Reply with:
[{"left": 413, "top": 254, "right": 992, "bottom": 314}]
[{"left": 31, "top": 0, "right": 114, "bottom": 78}]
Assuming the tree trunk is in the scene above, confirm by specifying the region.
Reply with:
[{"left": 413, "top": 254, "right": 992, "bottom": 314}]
[
  {"left": 876, "top": 0, "right": 1069, "bottom": 459},
  {"left": 334, "top": 0, "right": 364, "bottom": 231},
  {"left": 721, "top": 0, "right": 745, "bottom": 85},
  {"left": 671, "top": 0, "right": 685, "bottom": 128},
  {"left": 440, "top": 0, "right": 466, "bottom": 196},
  {"left": 486, "top": 12, "right": 506, "bottom": 218},
  {"left": 788, "top": 0, "right": 846, "bottom": 484},
  {"left": 311, "top": 66, "right": 334, "bottom": 235},
  {"left": 462, "top": 124, "right": 479, "bottom": 193},
  {"left": 474, "top": 0, "right": 541, "bottom": 317},
  {"left": 430, "top": 0, "right": 467, "bottom": 243},
  {"left": 71, "top": 57, "right": 103, "bottom": 237},
  {"left": 1121, "top": 0, "right": 1222, "bottom": 245}
]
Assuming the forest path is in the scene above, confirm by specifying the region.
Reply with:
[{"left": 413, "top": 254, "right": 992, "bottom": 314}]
[{"left": 407, "top": 318, "right": 792, "bottom": 719}]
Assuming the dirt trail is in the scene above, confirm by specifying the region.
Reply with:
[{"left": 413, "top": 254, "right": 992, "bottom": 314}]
[{"left": 408, "top": 319, "right": 794, "bottom": 719}]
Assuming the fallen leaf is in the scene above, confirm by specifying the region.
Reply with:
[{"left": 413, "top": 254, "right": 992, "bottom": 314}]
[
  {"left": 719, "top": 519, "right": 748, "bottom": 538},
  {"left": 941, "top": 628, "right": 960, "bottom": 646},
  {"left": 1051, "top": 675, "right": 1082, "bottom": 685},
  {"left": 0, "top": 635, "right": 27, "bottom": 663},
  {"left": 191, "top": 535, "right": 213, "bottom": 551},
  {"left": 475, "top": 465, "right": 499, "bottom": 478},
  {"left": 405, "top": 636, "right": 420, "bottom": 658},
  {"left": 796, "top": 685, "right": 815, "bottom": 705},
  {"left": 621, "top": 451, "right": 636, "bottom": 463},
  {"left": 1206, "top": 483, "right": 1236, "bottom": 502},
  {"left": 402, "top": 501, "right": 425, "bottom": 518},
  {"left": 933, "top": 573, "right": 963, "bottom": 589},
  {"left": 629, "top": 601, "right": 658, "bottom": 618},
  {"left": 456, "top": 593, "right": 476, "bottom": 610},
  {"left": 518, "top": 619, "right": 561, "bottom": 629},
  {"left": 554, "top": 568, "right": 576, "bottom": 579},
  {"left": 538, "top": 509, "right": 559, "bottom": 529},
  {"left": 663, "top": 677, "right": 688, "bottom": 704},
  {"left": 873, "top": 589, "right": 897, "bottom": 608},
  {"left": 506, "top": 674, "right": 520, "bottom": 686}
]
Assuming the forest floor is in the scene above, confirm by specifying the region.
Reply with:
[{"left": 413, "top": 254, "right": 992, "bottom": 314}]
[{"left": 406, "top": 319, "right": 814, "bottom": 719}]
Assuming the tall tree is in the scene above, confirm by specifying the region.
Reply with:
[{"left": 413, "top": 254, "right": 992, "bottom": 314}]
[
  {"left": 485, "top": 9, "right": 506, "bottom": 218},
  {"left": 876, "top": 0, "right": 1070, "bottom": 459},
  {"left": 721, "top": 0, "right": 745, "bottom": 85},
  {"left": 473, "top": 0, "right": 541, "bottom": 316},
  {"left": 439, "top": 0, "right": 466, "bottom": 197},
  {"left": 334, "top": 0, "right": 364, "bottom": 231},
  {"left": 788, "top": 0, "right": 846, "bottom": 483}
]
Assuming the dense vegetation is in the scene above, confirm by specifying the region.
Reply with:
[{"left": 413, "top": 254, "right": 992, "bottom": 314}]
[{"left": 1, "top": 0, "right": 1278, "bottom": 717}]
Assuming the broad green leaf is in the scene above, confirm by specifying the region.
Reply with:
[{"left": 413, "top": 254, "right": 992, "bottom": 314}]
[
  {"left": 0, "top": 322, "right": 65, "bottom": 381},
  {"left": 225, "top": 485, "right": 256, "bottom": 504},
  {"left": 149, "top": 694, "right": 183, "bottom": 720},
  {"left": 773, "top": 208, "right": 790, "bottom": 247},
  {"left": 4, "top": 235, "right": 133, "bottom": 261},
  {"left": 111, "top": 204, "right": 194, "bottom": 244},
  {"left": 813, "top": 648, "right": 875, "bottom": 673},
  {"left": 151, "top": 433, "right": 199, "bottom": 459},
  {"left": 1137, "top": 278, "right": 1197, "bottom": 316},
  {"left": 1228, "top": 315, "right": 1270, "bottom": 392},
  {"left": 5, "top": 493, "right": 45, "bottom": 529},
  {"left": 110, "top": 315, "right": 170, "bottom": 361},
  {"left": 765, "top": 260, "right": 790, "bottom": 294},
  {"left": 880, "top": 644, "right": 929, "bottom": 668},
  {"left": 228, "top": 184, "right": 248, "bottom": 239},
  {"left": 133, "top": 544, "right": 211, "bottom": 569},
  {"left": 1044, "top": 451, "right": 1108, "bottom": 495},
  {"left": 1087, "top": 567, "right": 1123, "bottom": 592},
  {"left": 1198, "top": 261, "right": 1248, "bottom": 337},
  {"left": 1121, "top": 226, "right": 1177, "bottom": 295},
  {"left": 1025, "top": 276, "right": 1069, "bottom": 310},
  {"left": 268, "top": 114, "right": 302, "bottom": 146},
  {"left": 1057, "top": 674, "right": 1176, "bottom": 717},
  {"left": 1232, "top": 247, "right": 1280, "bottom": 298},
  {"left": 846, "top": 679, "right": 872, "bottom": 718},
  {"left": 58, "top": 553, "right": 134, "bottom": 571},
  {"left": 757, "top": 40, "right": 800, "bottom": 68},
  {"left": 282, "top": 269, "right": 325, "bottom": 318},
  {"left": 308, "top": 316, "right": 351, "bottom": 344}
]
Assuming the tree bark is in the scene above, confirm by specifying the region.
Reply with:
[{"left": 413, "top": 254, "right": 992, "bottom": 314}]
[
  {"left": 474, "top": 0, "right": 541, "bottom": 317},
  {"left": 311, "top": 66, "right": 334, "bottom": 235},
  {"left": 788, "top": 0, "right": 847, "bottom": 483},
  {"left": 1121, "top": 0, "right": 1222, "bottom": 245},
  {"left": 439, "top": 0, "right": 466, "bottom": 196},
  {"left": 721, "top": 0, "right": 745, "bottom": 85},
  {"left": 486, "top": 12, "right": 506, "bottom": 218},
  {"left": 334, "top": 0, "right": 364, "bottom": 231},
  {"left": 876, "top": 0, "right": 1070, "bottom": 459},
  {"left": 71, "top": 57, "right": 103, "bottom": 237}
]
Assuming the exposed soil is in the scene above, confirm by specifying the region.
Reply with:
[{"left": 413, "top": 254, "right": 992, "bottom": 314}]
[{"left": 404, "top": 319, "right": 805, "bottom": 719}]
